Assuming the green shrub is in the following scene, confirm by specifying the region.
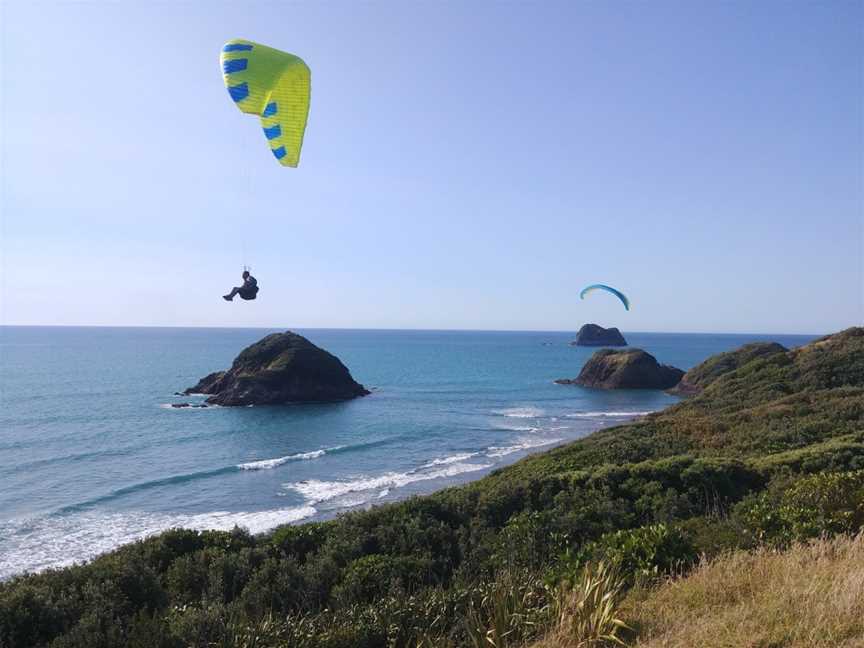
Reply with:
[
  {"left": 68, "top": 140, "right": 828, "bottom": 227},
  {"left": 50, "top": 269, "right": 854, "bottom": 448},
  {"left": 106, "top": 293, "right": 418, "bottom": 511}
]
[
  {"left": 46, "top": 607, "right": 126, "bottom": 648},
  {"left": 269, "top": 522, "right": 332, "bottom": 562},
  {"left": 238, "top": 556, "right": 305, "bottom": 617},
  {"left": 164, "top": 552, "right": 211, "bottom": 605},
  {"left": 165, "top": 602, "right": 230, "bottom": 647},
  {"left": 740, "top": 469, "right": 864, "bottom": 546},
  {"left": 580, "top": 524, "right": 696, "bottom": 583},
  {"left": 124, "top": 610, "right": 183, "bottom": 648},
  {"left": 0, "top": 584, "right": 65, "bottom": 647},
  {"left": 206, "top": 548, "right": 262, "bottom": 605},
  {"left": 494, "top": 510, "right": 559, "bottom": 571},
  {"left": 677, "top": 515, "right": 749, "bottom": 556},
  {"left": 332, "top": 554, "right": 435, "bottom": 605}
]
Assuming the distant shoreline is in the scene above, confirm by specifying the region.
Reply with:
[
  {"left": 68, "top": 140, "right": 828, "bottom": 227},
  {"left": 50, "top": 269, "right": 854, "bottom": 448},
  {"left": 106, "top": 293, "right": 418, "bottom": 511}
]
[{"left": 0, "top": 324, "right": 824, "bottom": 337}]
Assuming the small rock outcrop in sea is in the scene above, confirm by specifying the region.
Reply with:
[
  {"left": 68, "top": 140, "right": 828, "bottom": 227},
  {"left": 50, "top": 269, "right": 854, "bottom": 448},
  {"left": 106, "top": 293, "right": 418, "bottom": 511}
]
[
  {"left": 183, "top": 331, "right": 370, "bottom": 406},
  {"left": 668, "top": 342, "right": 788, "bottom": 396},
  {"left": 556, "top": 348, "right": 684, "bottom": 389},
  {"left": 570, "top": 323, "right": 628, "bottom": 347}
]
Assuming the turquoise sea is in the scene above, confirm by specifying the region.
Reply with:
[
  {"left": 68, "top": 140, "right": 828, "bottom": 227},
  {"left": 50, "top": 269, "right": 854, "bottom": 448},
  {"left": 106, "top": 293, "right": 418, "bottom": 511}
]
[{"left": 0, "top": 327, "right": 817, "bottom": 579}]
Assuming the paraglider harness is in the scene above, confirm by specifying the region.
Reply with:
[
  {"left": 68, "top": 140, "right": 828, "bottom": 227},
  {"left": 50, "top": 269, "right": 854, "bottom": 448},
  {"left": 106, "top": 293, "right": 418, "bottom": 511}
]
[
  {"left": 238, "top": 284, "right": 259, "bottom": 300},
  {"left": 238, "top": 267, "right": 259, "bottom": 300}
]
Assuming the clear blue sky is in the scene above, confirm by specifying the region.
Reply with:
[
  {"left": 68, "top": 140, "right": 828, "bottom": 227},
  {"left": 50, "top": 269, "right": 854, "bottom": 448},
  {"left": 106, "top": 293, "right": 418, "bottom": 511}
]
[{"left": 1, "top": 1, "right": 861, "bottom": 333}]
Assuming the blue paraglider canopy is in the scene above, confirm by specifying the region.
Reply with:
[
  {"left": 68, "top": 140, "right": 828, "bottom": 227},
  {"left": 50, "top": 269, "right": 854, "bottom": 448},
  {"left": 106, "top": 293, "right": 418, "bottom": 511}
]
[{"left": 580, "top": 284, "right": 630, "bottom": 311}]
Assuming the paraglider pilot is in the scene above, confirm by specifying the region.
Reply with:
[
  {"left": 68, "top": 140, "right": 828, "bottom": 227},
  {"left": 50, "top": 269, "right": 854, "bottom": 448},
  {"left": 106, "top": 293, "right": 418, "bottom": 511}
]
[{"left": 223, "top": 270, "right": 259, "bottom": 301}]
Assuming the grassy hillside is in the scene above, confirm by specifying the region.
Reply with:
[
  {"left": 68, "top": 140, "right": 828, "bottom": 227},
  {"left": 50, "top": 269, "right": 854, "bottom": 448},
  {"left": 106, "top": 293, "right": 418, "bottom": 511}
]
[
  {"left": 2, "top": 328, "right": 862, "bottom": 648},
  {"left": 668, "top": 341, "right": 787, "bottom": 395}
]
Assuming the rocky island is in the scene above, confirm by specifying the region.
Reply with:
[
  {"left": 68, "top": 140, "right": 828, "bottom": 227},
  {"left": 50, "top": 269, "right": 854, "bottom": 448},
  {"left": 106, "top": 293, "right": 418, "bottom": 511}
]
[
  {"left": 570, "top": 323, "right": 628, "bottom": 346},
  {"left": 183, "top": 331, "right": 369, "bottom": 406},
  {"left": 556, "top": 347, "right": 684, "bottom": 389}
]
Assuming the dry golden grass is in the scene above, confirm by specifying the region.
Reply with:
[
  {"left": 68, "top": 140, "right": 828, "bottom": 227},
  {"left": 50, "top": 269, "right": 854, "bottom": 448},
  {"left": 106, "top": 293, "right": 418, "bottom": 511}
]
[
  {"left": 625, "top": 533, "right": 864, "bottom": 648},
  {"left": 532, "top": 534, "right": 864, "bottom": 648}
]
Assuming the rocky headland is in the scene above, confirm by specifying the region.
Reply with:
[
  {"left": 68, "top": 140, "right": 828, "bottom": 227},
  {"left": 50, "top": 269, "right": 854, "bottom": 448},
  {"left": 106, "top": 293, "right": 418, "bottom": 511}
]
[
  {"left": 183, "top": 331, "right": 370, "bottom": 406},
  {"left": 668, "top": 341, "right": 788, "bottom": 396}
]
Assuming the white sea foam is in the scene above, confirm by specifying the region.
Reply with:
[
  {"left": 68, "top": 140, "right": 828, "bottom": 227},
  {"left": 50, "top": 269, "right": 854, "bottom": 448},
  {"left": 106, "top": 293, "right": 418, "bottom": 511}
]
[
  {"left": 565, "top": 411, "right": 654, "bottom": 418},
  {"left": 494, "top": 407, "right": 545, "bottom": 418},
  {"left": 288, "top": 461, "right": 492, "bottom": 505},
  {"left": 176, "top": 506, "right": 317, "bottom": 532},
  {"left": 486, "top": 436, "right": 563, "bottom": 458},
  {"left": 422, "top": 452, "right": 481, "bottom": 468},
  {"left": 0, "top": 505, "right": 316, "bottom": 580},
  {"left": 238, "top": 447, "right": 338, "bottom": 470},
  {"left": 491, "top": 424, "right": 539, "bottom": 433},
  {"left": 343, "top": 494, "right": 376, "bottom": 508},
  {"left": 290, "top": 473, "right": 407, "bottom": 504}
]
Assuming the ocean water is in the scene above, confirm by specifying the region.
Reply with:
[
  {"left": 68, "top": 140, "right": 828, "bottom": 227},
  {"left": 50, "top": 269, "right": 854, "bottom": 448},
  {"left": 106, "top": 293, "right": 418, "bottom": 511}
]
[{"left": 0, "top": 327, "right": 817, "bottom": 579}]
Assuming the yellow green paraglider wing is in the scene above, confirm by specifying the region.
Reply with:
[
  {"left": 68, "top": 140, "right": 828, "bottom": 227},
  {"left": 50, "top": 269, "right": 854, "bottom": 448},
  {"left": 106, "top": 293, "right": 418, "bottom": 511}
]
[{"left": 220, "top": 39, "right": 311, "bottom": 167}]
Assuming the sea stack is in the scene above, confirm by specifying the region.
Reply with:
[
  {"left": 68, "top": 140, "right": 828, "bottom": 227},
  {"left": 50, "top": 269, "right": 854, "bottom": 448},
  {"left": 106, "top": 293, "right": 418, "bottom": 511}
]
[
  {"left": 184, "top": 331, "right": 370, "bottom": 406},
  {"left": 570, "top": 324, "right": 628, "bottom": 347},
  {"left": 556, "top": 348, "right": 683, "bottom": 390}
]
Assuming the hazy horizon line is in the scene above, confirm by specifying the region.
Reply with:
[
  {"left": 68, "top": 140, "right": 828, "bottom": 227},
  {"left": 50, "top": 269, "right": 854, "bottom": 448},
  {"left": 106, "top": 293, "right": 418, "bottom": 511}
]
[{"left": 0, "top": 323, "right": 829, "bottom": 337}]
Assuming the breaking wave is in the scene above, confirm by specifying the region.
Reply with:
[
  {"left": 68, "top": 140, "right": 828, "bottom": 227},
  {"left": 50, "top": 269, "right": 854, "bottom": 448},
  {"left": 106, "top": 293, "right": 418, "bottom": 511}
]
[
  {"left": 0, "top": 505, "right": 316, "bottom": 581},
  {"left": 238, "top": 447, "right": 341, "bottom": 470},
  {"left": 287, "top": 461, "right": 492, "bottom": 506},
  {"left": 421, "top": 452, "right": 481, "bottom": 468},
  {"left": 486, "top": 436, "right": 563, "bottom": 458},
  {"left": 493, "top": 406, "right": 545, "bottom": 419}
]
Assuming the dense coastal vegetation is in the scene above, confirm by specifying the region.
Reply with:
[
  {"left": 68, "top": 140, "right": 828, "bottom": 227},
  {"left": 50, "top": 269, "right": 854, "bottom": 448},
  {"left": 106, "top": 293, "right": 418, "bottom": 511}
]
[{"left": 2, "top": 328, "right": 862, "bottom": 647}]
